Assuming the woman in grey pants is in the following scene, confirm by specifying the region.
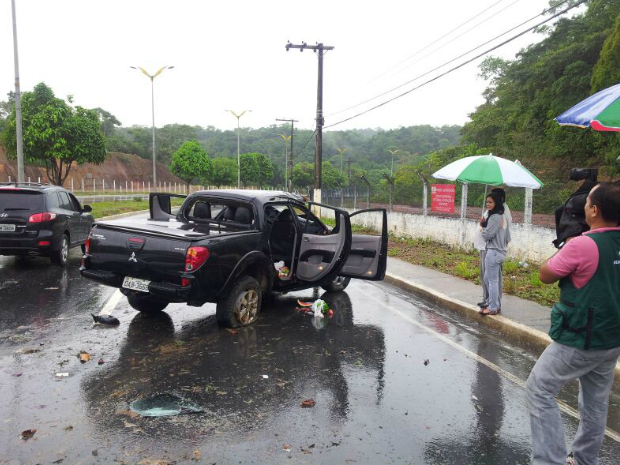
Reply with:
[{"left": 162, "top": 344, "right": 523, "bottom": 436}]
[{"left": 479, "top": 192, "right": 508, "bottom": 315}]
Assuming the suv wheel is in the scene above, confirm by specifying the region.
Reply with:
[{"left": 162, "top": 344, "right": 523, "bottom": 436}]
[
  {"left": 216, "top": 276, "right": 262, "bottom": 328},
  {"left": 320, "top": 275, "right": 351, "bottom": 292},
  {"left": 127, "top": 293, "right": 169, "bottom": 314},
  {"left": 51, "top": 234, "right": 69, "bottom": 267}
]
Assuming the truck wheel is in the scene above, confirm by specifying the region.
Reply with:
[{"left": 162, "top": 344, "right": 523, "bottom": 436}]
[
  {"left": 216, "top": 276, "right": 262, "bottom": 328},
  {"left": 50, "top": 234, "right": 69, "bottom": 267},
  {"left": 127, "top": 293, "right": 169, "bottom": 314},
  {"left": 320, "top": 276, "right": 351, "bottom": 292}
]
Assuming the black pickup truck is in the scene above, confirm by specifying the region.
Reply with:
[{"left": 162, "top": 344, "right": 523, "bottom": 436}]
[{"left": 80, "top": 190, "right": 387, "bottom": 327}]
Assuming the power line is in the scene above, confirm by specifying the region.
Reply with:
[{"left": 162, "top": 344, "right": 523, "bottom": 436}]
[
  {"left": 327, "top": 0, "right": 572, "bottom": 119},
  {"left": 365, "top": 0, "right": 510, "bottom": 87},
  {"left": 324, "top": 0, "right": 587, "bottom": 129}
]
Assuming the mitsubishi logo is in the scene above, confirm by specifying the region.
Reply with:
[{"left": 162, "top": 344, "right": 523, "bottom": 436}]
[
  {"left": 0, "top": 213, "right": 7, "bottom": 218},
  {"left": 128, "top": 252, "right": 138, "bottom": 263}
]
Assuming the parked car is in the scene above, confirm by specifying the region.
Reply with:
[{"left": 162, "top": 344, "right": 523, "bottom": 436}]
[
  {"left": 0, "top": 182, "right": 94, "bottom": 266},
  {"left": 80, "top": 190, "right": 388, "bottom": 327}
]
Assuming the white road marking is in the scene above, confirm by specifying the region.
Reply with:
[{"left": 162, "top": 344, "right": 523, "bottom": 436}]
[
  {"left": 359, "top": 288, "right": 620, "bottom": 444},
  {"left": 99, "top": 289, "right": 123, "bottom": 316}
]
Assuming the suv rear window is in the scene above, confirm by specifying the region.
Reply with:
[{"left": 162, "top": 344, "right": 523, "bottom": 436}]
[{"left": 0, "top": 191, "right": 45, "bottom": 211}]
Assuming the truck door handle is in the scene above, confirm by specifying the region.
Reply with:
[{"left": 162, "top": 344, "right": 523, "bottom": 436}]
[{"left": 303, "top": 237, "right": 310, "bottom": 242}]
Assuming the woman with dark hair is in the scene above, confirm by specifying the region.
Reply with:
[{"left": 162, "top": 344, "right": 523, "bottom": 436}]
[{"left": 479, "top": 192, "right": 508, "bottom": 315}]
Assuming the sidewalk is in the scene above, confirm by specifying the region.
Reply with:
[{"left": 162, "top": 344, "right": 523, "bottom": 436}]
[{"left": 385, "top": 257, "right": 620, "bottom": 381}]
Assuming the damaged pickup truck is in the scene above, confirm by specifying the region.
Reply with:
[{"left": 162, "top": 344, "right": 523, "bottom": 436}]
[{"left": 80, "top": 190, "right": 387, "bottom": 327}]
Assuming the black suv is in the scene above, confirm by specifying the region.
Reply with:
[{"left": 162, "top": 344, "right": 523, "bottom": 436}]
[{"left": 0, "top": 183, "right": 94, "bottom": 266}]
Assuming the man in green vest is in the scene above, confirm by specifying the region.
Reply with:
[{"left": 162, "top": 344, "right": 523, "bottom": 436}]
[{"left": 526, "top": 182, "right": 620, "bottom": 465}]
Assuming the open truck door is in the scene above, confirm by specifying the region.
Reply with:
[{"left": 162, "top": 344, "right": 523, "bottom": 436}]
[
  {"left": 339, "top": 208, "right": 388, "bottom": 281},
  {"left": 149, "top": 193, "right": 187, "bottom": 221},
  {"left": 291, "top": 203, "right": 351, "bottom": 283}
]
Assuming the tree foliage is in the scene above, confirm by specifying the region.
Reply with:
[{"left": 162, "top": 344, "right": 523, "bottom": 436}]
[
  {"left": 211, "top": 157, "right": 237, "bottom": 187},
  {"left": 462, "top": 0, "right": 620, "bottom": 177},
  {"left": 1, "top": 82, "right": 106, "bottom": 186},
  {"left": 169, "top": 140, "right": 212, "bottom": 191}
]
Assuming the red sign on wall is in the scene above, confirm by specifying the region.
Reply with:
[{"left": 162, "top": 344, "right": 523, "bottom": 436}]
[{"left": 431, "top": 184, "right": 455, "bottom": 213}]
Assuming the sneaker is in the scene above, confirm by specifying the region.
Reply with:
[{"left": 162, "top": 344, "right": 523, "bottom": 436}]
[
  {"left": 566, "top": 452, "right": 577, "bottom": 465},
  {"left": 477, "top": 301, "right": 488, "bottom": 308}
]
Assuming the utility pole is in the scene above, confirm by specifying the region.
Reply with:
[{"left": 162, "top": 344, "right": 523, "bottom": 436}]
[
  {"left": 337, "top": 148, "right": 348, "bottom": 174},
  {"left": 347, "top": 157, "right": 352, "bottom": 179},
  {"left": 276, "top": 118, "right": 298, "bottom": 192},
  {"left": 11, "top": 0, "right": 24, "bottom": 183},
  {"left": 285, "top": 41, "right": 334, "bottom": 207}
]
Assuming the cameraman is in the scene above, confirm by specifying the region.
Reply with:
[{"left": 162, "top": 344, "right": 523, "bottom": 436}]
[{"left": 526, "top": 182, "right": 620, "bottom": 465}]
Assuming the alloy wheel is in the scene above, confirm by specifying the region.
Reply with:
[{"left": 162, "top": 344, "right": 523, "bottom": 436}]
[{"left": 234, "top": 289, "right": 259, "bottom": 325}]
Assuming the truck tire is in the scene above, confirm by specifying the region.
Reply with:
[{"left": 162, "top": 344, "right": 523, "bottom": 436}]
[
  {"left": 320, "top": 276, "right": 351, "bottom": 292},
  {"left": 50, "top": 234, "right": 69, "bottom": 267},
  {"left": 127, "top": 292, "right": 169, "bottom": 314},
  {"left": 216, "top": 276, "right": 262, "bottom": 328}
]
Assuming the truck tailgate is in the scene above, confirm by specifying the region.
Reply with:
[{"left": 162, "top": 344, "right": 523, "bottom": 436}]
[{"left": 87, "top": 222, "right": 190, "bottom": 283}]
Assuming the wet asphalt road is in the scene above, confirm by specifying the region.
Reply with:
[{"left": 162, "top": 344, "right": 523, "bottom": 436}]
[{"left": 2, "top": 252, "right": 620, "bottom": 465}]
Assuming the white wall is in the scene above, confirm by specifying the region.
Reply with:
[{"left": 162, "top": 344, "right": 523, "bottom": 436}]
[{"left": 322, "top": 208, "right": 557, "bottom": 264}]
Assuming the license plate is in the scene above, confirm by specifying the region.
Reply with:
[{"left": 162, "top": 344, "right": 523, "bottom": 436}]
[
  {"left": 0, "top": 224, "right": 16, "bottom": 232},
  {"left": 122, "top": 276, "right": 150, "bottom": 293}
]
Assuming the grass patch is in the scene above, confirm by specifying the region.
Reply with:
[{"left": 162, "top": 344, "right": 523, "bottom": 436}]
[
  {"left": 389, "top": 236, "right": 559, "bottom": 307},
  {"left": 89, "top": 198, "right": 185, "bottom": 219}
]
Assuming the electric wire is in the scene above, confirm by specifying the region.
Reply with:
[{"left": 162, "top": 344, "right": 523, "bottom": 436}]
[
  {"left": 366, "top": 0, "right": 510, "bottom": 86},
  {"left": 324, "top": 0, "right": 583, "bottom": 129},
  {"left": 327, "top": 0, "right": 573, "bottom": 119}
]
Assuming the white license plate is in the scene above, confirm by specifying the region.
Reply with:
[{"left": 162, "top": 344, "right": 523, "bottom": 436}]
[
  {"left": 122, "top": 276, "right": 150, "bottom": 293},
  {"left": 0, "top": 224, "right": 16, "bottom": 232}
]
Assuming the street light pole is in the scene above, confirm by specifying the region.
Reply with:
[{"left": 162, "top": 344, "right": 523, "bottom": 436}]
[
  {"left": 279, "top": 134, "right": 291, "bottom": 191},
  {"left": 11, "top": 0, "right": 24, "bottom": 183},
  {"left": 337, "top": 148, "right": 348, "bottom": 174},
  {"left": 227, "top": 110, "right": 250, "bottom": 188},
  {"left": 388, "top": 149, "right": 400, "bottom": 177},
  {"left": 131, "top": 65, "right": 174, "bottom": 187}
]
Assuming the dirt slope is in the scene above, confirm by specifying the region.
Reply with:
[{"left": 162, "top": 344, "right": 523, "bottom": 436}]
[{"left": 0, "top": 146, "right": 183, "bottom": 186}]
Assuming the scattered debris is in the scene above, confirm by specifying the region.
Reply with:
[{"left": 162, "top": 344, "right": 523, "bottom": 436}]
[
  {"left": 130, "top": 393, "right": 204, "bottom": 417},
  {"left": 45, "top": 287, "right": 59, "bottom": 290},
  {"left": 98, "top": 358, "right": 105, "bottom": 365},
  {"left": 118, "top": 409, "right": 140, "bottom": 419},
  {"left": 193, "top": 450, "right": 201, "bottom": 461},
  {"left": 12, "top": 373, "right": 22, "bottom": 377},
  {"left": 55, "top": 373, "right": 70, "bottom": 378},
  {"left": 21, "top": 429, "right": 37, "bottom": 440},
  {"left": 19, "top": 348, "right": 41, "bottom": 354},
  {"left": 301, "top": 399, "right": 316, "bottom": 408},
  {"left": 282, "top": 444, "right": 291, "bottom": 452},
  {"left": 274, "top": 261, "right": 290, "bottom": 278},
  {"left": 225, "top": 328, "right": 238, "bottom": 335},
  {"left": 78, "top": 351, "right": 90, "bottom": 363},
  {"left": 64, "top": 425, "right": 73, "bottom": 431},
  {"left": 91, "top": 313, "right": 120, "bottom": 326},
  {"left": 262, "top": 374, "right": 269, "bottom": 379},
  {"left": 423, "top": 359, "right": 430, "bottom": 366}
]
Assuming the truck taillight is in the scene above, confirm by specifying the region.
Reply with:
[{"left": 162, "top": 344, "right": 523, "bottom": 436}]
[
  {"left": 185, "top": 246, "right": 209, "bottom": 272},
  {"left": 28, "top": 212, "right": 57, "bottom": 223}
]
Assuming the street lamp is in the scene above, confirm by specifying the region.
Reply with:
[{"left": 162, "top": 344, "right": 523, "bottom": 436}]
[
  {"left": 226, "top": 110, "right": 251, "bottom": 188},
  {"left": 130, "top": 65, "right": 174, "bottom": 186},
  {"left": 279, "top": 134, "right": 291, "bottom": 191},
  {"left": 388, "top": 149, "right": 400, "bottom": 177},
  {"left": 337, "top": 148, "right": 348, "bottom": 174}
]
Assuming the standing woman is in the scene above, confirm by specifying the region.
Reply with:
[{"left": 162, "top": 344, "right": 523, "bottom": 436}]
[{"left": 480, "top": 192, "right": 508, "bottom": 315}]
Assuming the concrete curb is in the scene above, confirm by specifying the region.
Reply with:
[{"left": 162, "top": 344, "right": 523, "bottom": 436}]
[{"left": 384, "top": 272, "right": 620, "bottom": 383}]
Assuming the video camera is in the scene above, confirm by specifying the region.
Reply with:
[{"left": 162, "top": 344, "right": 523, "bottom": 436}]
[{"left": 553, "top": 169, "right": 599, "bottom": 248}]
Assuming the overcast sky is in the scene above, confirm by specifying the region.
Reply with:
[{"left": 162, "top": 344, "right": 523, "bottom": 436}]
[{"left": 1, "top": 0, "right": 576, "bottom": 132}]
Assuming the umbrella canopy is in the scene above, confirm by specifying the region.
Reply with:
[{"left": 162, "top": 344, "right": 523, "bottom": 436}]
[
  {"left": 556, "top": 82, "right": 620, "bottom": 132},
  {"left": 432, "top": 154, "right": 543, "bottom": 189}
]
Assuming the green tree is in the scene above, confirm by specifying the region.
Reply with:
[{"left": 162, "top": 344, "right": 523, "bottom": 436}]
[
  {"left": 591, "top": 12, "right": 620, "bottom": 92},
  {"left": 2, "top": 82, "right": 106, "bottom": 186},
  {"left": 321, "top": 161, "right": 345, "bottom": 189},
  {"left": 292, "top": 162, "right": 314, "bottom": 189},
  {"left": 240, "top": 153, "right": 260, "bottom": 186},
  {"left": 169, "top": 140, "right": 213, "bottom": 192},
  {"left": 92, "top": 107, "right": 121, "bottom": 136},
  {"left": 211, "top": 157, "right": 237, "bottom": 187},
  {"left": 255, "top": 153, "right": 275, "bottom": 187}
]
